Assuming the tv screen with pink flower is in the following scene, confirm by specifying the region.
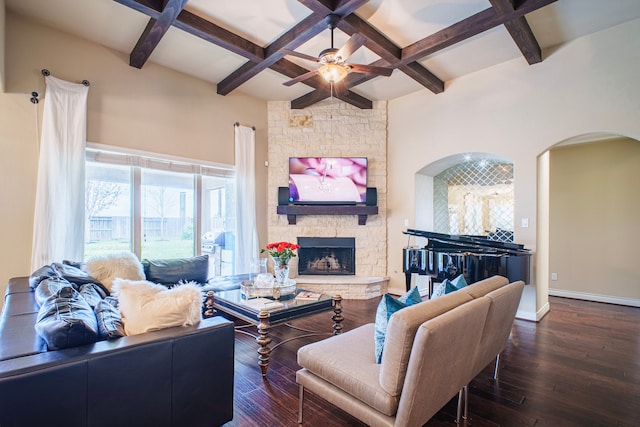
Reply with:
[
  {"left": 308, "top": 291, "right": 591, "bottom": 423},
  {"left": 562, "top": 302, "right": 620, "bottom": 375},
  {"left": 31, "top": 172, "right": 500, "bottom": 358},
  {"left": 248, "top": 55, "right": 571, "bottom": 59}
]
[{"left": 288, "top": 157, "right": 367, "bottom": 204}]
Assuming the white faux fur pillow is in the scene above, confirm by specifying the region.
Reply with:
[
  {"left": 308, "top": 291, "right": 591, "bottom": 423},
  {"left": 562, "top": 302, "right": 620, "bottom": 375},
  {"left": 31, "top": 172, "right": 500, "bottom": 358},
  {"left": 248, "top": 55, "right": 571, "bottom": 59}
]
[
  {"left": 112, "top": 279, "right": 202, "bottom": 336},
  {"left": 84, "top": 252, "right": 145, "bottom": 292}
]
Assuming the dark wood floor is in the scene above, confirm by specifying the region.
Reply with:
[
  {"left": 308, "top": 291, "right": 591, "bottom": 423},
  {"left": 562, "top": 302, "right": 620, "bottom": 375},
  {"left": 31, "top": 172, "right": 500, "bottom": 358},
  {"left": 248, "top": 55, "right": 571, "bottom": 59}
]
[{"left": 220, "top": 296, "right": 640, "bottom": 427}]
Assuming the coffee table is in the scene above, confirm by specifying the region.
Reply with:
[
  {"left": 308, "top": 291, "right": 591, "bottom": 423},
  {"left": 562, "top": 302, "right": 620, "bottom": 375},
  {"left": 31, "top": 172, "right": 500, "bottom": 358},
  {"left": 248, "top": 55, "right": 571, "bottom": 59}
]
[{"left": 211, "top": 288, "right": 343, "bottom": 377}]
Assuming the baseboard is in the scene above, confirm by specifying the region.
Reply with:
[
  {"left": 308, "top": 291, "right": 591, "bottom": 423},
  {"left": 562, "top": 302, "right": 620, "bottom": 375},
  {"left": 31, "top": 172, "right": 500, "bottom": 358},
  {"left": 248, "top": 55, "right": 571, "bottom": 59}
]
[
  {"left": 549, "top": 288, "right": 640, "bottom": 308},
  {"left": 515, "top": 301, "right": 549, "bottom": 322}
]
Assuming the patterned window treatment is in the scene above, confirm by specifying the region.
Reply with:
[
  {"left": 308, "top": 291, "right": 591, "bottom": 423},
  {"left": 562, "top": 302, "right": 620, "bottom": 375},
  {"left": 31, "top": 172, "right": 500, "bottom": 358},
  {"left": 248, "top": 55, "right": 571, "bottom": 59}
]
[
  {"left": 31, "top": 76, "right": 89, "bottom": 271},
  {"left": 233, "top": 124, "right": 258, "bottom": 274}
]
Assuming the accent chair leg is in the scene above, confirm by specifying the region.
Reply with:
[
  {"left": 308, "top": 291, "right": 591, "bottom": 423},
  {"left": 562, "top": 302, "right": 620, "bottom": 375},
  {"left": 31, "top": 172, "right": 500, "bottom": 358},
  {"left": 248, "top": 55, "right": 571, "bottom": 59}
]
[
  {"left": 463, "top": 384, "right": 469, "bottom": 420},
  {"left": 456, "top": 388, "right": 463, "bottom": 423},
  {"left": 494, "top": 353, "right": 501, "bottom": 380},
  {"left": 298, "top": 385, "right": 304, "bottom": 424}
]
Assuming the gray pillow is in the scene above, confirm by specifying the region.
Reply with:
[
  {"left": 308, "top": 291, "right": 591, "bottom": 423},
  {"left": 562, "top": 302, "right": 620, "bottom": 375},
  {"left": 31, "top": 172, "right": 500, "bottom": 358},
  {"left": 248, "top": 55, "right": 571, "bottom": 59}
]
[{"left": 142, "top": 255, "right": 209, "bottom": 285}]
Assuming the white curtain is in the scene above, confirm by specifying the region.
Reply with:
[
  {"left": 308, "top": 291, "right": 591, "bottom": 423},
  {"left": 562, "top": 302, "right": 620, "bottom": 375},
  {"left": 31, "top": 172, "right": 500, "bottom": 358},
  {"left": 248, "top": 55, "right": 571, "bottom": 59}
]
[
  {"left": 234, "top": 124, "right": 259, "bottom": 274},
  {"left": 31, "top": 76, "right": 89, "bottom": 271}
]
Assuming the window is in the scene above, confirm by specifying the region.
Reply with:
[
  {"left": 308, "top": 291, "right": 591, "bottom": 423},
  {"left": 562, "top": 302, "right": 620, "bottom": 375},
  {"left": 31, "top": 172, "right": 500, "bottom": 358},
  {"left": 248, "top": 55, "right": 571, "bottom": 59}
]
[
  {"left": 85, "top": 146, "right": 236, "bottom": 277},
  {"left": 85, "top": 163, "right": 131, "bottom": 257}
]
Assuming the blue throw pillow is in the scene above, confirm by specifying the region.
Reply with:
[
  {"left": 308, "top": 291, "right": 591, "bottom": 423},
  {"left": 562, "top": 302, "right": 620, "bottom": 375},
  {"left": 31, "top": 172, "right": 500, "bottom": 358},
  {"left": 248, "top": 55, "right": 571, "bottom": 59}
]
[
  {"left": 374, "top": 287, "right": 421, "bottom": 364},
  {"left": 444, "top": 274, "right": 468, "bottom": 294}
]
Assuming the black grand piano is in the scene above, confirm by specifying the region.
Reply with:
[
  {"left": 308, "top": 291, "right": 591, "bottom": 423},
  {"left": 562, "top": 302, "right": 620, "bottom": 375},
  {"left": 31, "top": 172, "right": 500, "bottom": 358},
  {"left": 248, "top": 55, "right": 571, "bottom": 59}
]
[{"left": 402, "top": 228, "right": 531, "bottom": 293}]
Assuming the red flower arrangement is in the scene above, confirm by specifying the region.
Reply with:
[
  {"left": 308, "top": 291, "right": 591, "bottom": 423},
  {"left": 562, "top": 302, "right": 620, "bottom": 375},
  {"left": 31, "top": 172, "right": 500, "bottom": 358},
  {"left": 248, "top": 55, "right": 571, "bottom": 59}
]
[{"left": 261, "top": 241, "right": 300, "bottom": 267}]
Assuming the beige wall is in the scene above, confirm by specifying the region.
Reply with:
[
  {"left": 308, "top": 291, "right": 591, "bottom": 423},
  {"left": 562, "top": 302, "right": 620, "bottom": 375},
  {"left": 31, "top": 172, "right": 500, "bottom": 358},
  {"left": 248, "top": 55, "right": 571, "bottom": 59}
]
[
  {"left": 0, "top": 11, "right": 268, "bottom": 310},
  {"left": 549, "top": 138, "right": 640, "bottom": 304},
  {"left": 388, "top": 18, "right": 640, "bottom": 319}
]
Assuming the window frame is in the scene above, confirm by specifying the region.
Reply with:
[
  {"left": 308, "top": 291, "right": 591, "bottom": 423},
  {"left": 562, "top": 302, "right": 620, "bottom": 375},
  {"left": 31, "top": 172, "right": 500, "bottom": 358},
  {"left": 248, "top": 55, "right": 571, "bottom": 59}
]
[{"left": 85, "top": 143, "right": 235, "bottom": 263}]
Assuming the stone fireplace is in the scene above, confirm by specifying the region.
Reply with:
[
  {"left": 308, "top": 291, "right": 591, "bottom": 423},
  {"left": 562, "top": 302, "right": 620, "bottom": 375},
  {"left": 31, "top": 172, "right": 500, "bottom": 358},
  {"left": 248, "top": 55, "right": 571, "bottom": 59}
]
[
  {"left": 266, "top": 100, "right": 389, "bottom": 299},
  {"left": 297, "top": 237, "right": 356, "bottom": 276}
]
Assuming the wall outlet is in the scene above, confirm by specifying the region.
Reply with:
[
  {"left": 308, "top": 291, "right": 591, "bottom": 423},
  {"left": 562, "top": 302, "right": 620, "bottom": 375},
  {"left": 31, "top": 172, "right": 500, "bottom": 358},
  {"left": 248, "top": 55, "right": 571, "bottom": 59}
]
[
  {"left": 551, "top": 272, "right": 558, "bottom": 281},
  {"left": 521, "top": 218, "right": 529, "bottom": 228},
  {"left": 403, "top": 219, "right": 409, "bottom": 227}
]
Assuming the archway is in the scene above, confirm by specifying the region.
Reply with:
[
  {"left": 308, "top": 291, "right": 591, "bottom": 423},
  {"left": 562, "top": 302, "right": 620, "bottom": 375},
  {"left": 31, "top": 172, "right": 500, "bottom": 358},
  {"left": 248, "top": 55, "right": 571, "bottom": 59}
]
[{"left": 539, "top": 132, "right": 640, "bottom": 307}]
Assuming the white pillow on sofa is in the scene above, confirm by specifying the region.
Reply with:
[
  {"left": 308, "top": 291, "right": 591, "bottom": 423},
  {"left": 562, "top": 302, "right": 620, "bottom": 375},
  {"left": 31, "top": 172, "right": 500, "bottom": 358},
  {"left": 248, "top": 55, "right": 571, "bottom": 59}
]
[
  {"left": 112, "top": 279, "right": 202, "bottom": 336},
  {"left": 84, "top": 252, "right": 145, "bottom": 292}
]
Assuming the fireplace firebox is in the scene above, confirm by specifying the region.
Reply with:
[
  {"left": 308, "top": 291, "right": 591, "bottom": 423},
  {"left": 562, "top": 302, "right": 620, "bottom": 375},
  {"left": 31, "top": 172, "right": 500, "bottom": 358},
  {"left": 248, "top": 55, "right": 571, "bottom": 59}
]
[{"left": 297, "top": 237, "right": 355, "bottom": 275}]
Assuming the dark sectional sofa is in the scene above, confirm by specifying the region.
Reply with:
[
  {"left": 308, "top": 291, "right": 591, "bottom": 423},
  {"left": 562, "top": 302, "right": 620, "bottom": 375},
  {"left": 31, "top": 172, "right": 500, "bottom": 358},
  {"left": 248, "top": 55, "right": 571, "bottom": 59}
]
[{"left": 0, "top": 269, "right": 238, "bottom": 427}]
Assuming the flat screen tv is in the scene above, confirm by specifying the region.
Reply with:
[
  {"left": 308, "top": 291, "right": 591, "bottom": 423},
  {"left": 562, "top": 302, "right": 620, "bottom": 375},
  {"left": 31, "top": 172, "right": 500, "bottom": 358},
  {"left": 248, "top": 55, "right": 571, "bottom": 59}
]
[{"left": 288, "top": 157, "right": 368, "bottom": 204}]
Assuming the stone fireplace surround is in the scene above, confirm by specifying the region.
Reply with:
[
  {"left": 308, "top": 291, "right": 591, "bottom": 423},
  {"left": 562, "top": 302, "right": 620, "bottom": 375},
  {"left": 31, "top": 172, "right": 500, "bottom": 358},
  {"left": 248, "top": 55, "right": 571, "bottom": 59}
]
[{"left": 266, "top": 101, "right": 389, "bottom": 299}]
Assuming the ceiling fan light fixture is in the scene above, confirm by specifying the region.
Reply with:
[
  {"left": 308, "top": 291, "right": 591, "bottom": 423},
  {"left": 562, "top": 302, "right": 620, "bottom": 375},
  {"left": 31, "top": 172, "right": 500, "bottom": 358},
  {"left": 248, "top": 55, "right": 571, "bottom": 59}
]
[{"left": 318, "top": 63, "right": 349, "bottom": 84}]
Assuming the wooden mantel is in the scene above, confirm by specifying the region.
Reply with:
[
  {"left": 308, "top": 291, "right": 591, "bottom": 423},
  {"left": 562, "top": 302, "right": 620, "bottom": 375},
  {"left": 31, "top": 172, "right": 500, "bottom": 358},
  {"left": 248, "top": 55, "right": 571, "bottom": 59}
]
[{"left": 276, "top": 205, "right": 378, "bottom": 225}]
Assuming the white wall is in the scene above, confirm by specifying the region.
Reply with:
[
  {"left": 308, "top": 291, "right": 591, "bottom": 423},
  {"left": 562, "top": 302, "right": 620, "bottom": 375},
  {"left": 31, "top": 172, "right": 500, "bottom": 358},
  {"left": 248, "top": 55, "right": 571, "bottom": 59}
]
[
  {"left": 388, "top": 18, "right": 640, "bottom": 320},
  {"left": 0, "top": 12, "right": 268, "bottom": 311}
]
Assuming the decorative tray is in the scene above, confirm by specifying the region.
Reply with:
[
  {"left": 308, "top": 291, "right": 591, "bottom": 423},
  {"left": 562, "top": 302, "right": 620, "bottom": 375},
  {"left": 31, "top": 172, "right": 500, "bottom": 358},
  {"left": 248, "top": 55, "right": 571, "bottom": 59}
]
[{"left": 241, "top": 279, "right": 297, "bottom": 298}]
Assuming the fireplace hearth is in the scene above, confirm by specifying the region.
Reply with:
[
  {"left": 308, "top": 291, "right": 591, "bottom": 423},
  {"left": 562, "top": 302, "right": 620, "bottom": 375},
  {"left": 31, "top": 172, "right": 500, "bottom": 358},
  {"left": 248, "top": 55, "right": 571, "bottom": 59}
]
[{"left": 297, "top": 237, "right": 355, "bottom": 276}]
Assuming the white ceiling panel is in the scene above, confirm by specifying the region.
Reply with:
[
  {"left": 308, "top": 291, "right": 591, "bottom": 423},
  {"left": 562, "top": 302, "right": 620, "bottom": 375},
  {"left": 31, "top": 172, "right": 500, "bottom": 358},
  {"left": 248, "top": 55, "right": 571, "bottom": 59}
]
[{"left": 6, "top": 0, "right": 640, "bottom": 106}]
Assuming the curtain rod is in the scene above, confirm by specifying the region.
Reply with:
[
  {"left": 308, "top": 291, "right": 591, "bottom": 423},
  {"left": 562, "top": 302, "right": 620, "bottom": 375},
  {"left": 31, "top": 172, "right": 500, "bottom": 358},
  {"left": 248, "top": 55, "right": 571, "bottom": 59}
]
[
  {"left": 234, "top": 121, "right": 255, "bottom": 131},
  {"left": 41, "top": 69, "right": 90, "bottom": 87},
  {"left": 31, "top": 69, "right": 91, "bottom": 103}
]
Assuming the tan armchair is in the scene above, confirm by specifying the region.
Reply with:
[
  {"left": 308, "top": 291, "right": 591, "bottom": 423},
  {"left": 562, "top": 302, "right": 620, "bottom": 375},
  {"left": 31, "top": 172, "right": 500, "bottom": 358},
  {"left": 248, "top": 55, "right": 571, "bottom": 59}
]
[{"left": 296, "top": 276, "right": 524, "bottom": 426}]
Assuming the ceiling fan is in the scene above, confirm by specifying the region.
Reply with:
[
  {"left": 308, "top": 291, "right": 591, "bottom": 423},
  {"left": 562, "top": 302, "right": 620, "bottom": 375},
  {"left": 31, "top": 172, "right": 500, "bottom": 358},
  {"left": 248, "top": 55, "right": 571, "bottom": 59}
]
[{"left": 282, "top": 14, "right": 393, "bottom": 95}]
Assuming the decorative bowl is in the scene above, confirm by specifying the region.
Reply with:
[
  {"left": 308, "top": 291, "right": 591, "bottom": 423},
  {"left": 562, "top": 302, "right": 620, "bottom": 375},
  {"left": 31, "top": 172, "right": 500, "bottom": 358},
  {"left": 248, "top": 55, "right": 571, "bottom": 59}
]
[{"left": 241, "top": 279, "right": 296, "bottom": 298}]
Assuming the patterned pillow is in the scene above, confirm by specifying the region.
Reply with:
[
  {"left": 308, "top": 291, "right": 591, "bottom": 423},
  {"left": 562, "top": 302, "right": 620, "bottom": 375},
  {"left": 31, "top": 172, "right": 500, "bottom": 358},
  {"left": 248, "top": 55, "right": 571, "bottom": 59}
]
[
  {"left": 374, "top": 286, "right": 421, "bottom": 363},
  {"left": 444, "top": 274, "right": 469, "bottom": 294}
]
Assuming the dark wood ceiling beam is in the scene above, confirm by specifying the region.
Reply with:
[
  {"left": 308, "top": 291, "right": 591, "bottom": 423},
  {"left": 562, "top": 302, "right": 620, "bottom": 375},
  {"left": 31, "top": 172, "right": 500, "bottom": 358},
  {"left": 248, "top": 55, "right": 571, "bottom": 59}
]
[
  {"left": 299, "top": 2, "right": 444, "bottom": 96},
  {"left": 401, "top": 0, "right": 557, "bottom": 64},
  {"left": 291, "top": 86, "right": 372, "bottom": 110},
  {"left": 338, "top": 14, "right": 401, "bottom": 63},
  {"left": 339, "top": 14, "right": 444, "bottom": 93},
  {"left": 503, "top": 17, "right": 542, "bottom": 64},
  {"left": 129, "top": 0, "right": 189, "bottom": 68},
  {"left": 298, "top": 0, "right": 554, "bottom": 103},
  {"left": 270, "top": 59, "right": 373, "bottom": 109},
  {"left": 115, "top": 0, "right": 374, "bottom": 108},
  {"left": 489, "top": 0, "right": 542, "bottom": 64},
  {"left": 113, "top": 0, "right": 164, "bottom": 18},
  {"left": 217, "top": 0, "right": 368, "bottom": 96},
  {"left": 174, "top": 10, "right": 264, "bottom": 61},
  {"left": 114, "top": 0, "right": 265, "bottom": 62},
  {"left": 216, "top": 13, "right": 325, "bottom": 95}
]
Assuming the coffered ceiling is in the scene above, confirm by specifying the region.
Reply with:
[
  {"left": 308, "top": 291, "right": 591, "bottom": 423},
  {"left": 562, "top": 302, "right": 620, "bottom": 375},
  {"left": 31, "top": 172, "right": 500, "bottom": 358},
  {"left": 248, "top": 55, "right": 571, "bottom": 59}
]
[{"left": 7, "top": 0, "right": 640, "bottom": 108}]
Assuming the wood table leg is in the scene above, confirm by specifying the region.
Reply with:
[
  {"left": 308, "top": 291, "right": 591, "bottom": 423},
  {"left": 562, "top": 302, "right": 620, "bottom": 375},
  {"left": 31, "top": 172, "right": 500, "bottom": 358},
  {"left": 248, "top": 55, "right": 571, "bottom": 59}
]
[
  {"left": 256, "top": 310, "right": 272, "bottom": 377},
  {"left": 332, "top": 295, "right": 344, "bottom": 335},
  {"left": 203, "top": 291, "right": 216, "bottom": 318}
]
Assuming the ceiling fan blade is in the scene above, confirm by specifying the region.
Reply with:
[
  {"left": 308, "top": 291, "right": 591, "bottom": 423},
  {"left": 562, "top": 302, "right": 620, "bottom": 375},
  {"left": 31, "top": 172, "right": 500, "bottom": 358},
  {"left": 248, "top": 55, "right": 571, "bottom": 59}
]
[
  {"left": 332, "top": 81, "right": 348, "bottom": 97},
  {"left": 336, "top": 33, "right": 367, "bottom": 61},
  {"left": 347, "top": 63, "right": 394, "bottom": 77},
  {"left": 283, "top": 70, "right": 319, "bottom": 86},
  {"left": 282, "top": 49, "right": 319, "bottom": 63}
]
